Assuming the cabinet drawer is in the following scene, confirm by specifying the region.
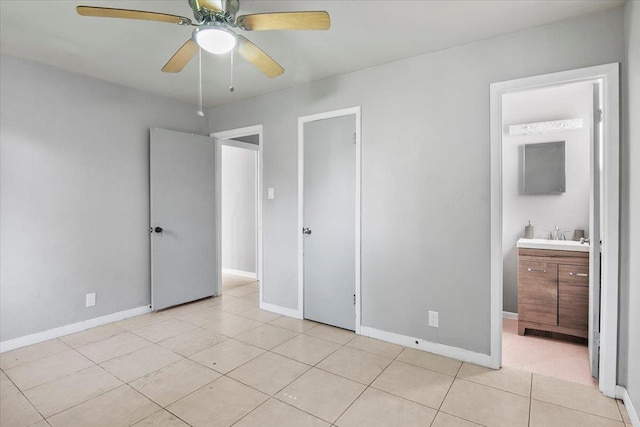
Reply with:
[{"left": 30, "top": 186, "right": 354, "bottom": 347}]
[
  {"left": 519, "top": 302, "right": 557, "bottom": 325},
  {"left": 558, "top": 264, "right": 589, "bottom": 286},
  {"left": 519, "top": 261, "right": 557, "bottom": 284}
]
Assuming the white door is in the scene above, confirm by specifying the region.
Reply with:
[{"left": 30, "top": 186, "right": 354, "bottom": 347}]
[
  {"left": 150, "top": 128, "right": 217, "bottom": 311},
  {"left": 302, "top": 115, "right": 356, "bottom": 331},
  {"left": 588, "top": 83, "right": 602, "bottom": 378}
]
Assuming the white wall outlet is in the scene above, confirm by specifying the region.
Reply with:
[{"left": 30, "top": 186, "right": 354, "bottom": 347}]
[
  {"left": 86, "top": 293, "right": 96, "bottom": 307},
  {"left": 428, "top": 310, "right": 439, "bottom": 327},
  {"left": 267, "top": 187, "right": 275, "bottom": 200}
]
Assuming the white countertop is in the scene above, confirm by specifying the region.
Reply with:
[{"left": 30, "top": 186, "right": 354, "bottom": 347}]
[{"left": 517, "top": 238, "right": 590, "bottom": 252}]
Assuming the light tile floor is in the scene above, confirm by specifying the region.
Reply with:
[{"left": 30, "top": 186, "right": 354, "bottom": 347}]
[
  {"left": 502, "top": 318, "right": 597, "bottom": 388},
  {"left": 1, "top": 278, "right": 632, "bottom": 427}
]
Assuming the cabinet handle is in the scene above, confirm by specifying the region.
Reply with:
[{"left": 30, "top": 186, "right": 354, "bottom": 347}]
[
  {"left": 527, "top": 268, "right": 547, "bottom": 273},
  {"left": 569, "top": 272, "right": 588, "bottom": 277}
]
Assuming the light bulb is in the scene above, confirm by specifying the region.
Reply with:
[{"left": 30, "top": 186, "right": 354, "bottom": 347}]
[{"left": 194, "top": 25, "right": 236, "bottom": 54}]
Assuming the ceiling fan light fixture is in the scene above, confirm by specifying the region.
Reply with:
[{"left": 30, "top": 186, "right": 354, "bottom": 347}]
[{"left": 193, "top": 24, "right": 236, "bottom": 54}]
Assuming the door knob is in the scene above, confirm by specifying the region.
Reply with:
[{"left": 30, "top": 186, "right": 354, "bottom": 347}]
[
  {"left": 154, "top": 226, "right": 163, "bottom": 233},
  {"left": 302, "top": 227, "right": 312, "bottom": 235}
]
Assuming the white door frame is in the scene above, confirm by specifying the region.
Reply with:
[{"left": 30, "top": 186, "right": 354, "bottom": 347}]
[
  {"left": 298, "top": 107, "right": 362, "bottom": 333},
  {"left": 211, "top": 125, "right": 263, "bottom": 302},
  {"left": 489, "top": 63, "right": 619, "bottom": 397}
]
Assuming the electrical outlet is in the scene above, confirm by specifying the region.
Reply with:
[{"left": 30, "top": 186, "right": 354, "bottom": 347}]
[
  {"left": 86, "top": 293, "right": 96, "bottom": 307},
  {"left": 428, "top": 310, "right": 439, "bottom": 327},
  {"left": 267, "top": 187, "right": 275, "bottom": 200}
]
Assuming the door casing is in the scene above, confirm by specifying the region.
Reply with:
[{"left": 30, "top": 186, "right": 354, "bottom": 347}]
[
  {"left": 211, "top": 125, "right": 263, "bottom": 302},
  {"left": 489, "top": 63, "right": 620, "bottom": 397},
  {"left": 297, "top": 107, "right": 362, "bottom": 334}
]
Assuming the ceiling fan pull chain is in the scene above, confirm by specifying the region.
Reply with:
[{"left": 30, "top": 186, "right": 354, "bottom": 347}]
[
  {"left": 197, "top": 47, "right": 204, "bottom": 117},
  {"left": 229, "top": 48, "right": 235, "bottom": 93}
]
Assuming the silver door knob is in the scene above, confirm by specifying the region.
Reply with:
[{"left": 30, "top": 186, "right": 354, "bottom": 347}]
[
  {"left": 580, "top": 237, "right": 590, "bottom": 245},
  {"left": 302, "top": 227, "right": 312, "bottom": 235}
]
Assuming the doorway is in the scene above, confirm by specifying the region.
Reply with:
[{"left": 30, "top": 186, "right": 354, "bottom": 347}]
[
  {"left": 211, "top": 125, "right": 263, "bottom": 302},
  {"left": 490, "top": 64, "right": 620, "bottom": 397},
  {"left": 298, "top": 107, "right": 361, "bottom": 333}
]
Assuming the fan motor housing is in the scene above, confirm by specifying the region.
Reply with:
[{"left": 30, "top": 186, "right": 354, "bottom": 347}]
[{"left": 189, "top": 0, "right": 239, "bottom": 24}]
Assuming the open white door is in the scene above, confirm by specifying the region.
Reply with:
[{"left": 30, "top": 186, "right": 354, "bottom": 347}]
[
  {"left": 588, "top": 83, "right": 602, "bottom": 378},
  {"left": 150, "top": 128, "right": 217, "bottom": 311}
]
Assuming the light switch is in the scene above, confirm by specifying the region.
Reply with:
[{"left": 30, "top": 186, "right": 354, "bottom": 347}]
[{"left": 267, "top": 187, "right": 275, "bottom": 200}]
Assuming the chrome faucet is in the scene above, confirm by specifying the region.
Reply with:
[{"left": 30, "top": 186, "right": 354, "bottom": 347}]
[{"left": 552, "top": 225, "right": 565, "bottom": 241}]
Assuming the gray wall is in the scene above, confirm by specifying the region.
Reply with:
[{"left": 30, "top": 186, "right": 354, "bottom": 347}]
[
  {"left": 208, "top": 9, "right": 624, "bottom": 355},
  {"left": 620, "top": 0, "right": 640, "bottom": 415},
  {"left": 0, "top": 55, "right": 208, "bottom": 341},
  {"left": 221, "top": 144, "right": 257, "bottom": 274},
  {"left": 502, "top": 83, "right": 592, "bottom": 313}
]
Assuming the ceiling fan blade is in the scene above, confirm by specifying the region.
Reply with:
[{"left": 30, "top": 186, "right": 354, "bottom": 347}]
[
  {"left": 237, "top": 11, "right": 330, "bottom": 31},
  {"left": 76, "top": 6, "right": 192, "bottom": 25},
  {"left": 162, "top": 39, "right": 199, "bottom": 73},
  {"left": 237, "top": 36, "right": 284, "bottom": 78}
]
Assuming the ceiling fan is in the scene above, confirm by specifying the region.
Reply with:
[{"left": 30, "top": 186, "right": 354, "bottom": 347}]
[{"left": 76, "top": 0, "right": 331, "bottom": 78}]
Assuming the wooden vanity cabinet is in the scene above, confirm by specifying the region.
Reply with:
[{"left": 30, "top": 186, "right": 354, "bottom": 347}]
[{"left": 517, "top": 248, "right": 589, "bottom": 338}]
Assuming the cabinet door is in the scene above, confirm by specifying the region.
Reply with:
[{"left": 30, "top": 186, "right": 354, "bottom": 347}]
[
  {"left": 518, "top": 261, "right": 558, "bottom": 325},
  {"left": 558, "top": 264, "right": 589, "bottom": 330}
]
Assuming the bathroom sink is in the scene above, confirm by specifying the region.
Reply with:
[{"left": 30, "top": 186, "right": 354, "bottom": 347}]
[{"left": 516, "top": 238, "right": 590, "bottom": 252}]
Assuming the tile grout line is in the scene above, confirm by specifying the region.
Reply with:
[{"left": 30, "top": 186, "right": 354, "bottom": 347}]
[{"left": 528, "top": 371, "right": 533, "bottom": 427}]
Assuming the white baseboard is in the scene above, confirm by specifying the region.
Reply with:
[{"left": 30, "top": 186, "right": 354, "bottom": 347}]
[
  {"left": 222, "top": 268, "right": 257, "bottom": 279},
  {"left": 616, "top": 386, "right": 640, "bottom": 427},
  {"left": 260, "top": 302, "right": 302, "bottom": 319},
  {"left": 503, "top": 311, "right": 519, "bottom": 320},
  {"left": 0, "top": 305, "right": 151, "bottom": 353},
  {"left": 360, "top": 326, "right": 493, "bottom": 368}
]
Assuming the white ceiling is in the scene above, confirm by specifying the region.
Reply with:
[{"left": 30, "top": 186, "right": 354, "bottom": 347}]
[{"left": 0, "top": 0, "right": 624, "bottom": 108}]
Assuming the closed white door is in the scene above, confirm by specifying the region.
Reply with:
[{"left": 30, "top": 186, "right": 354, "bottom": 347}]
[
  {"left": 302, "top": 115, "right": 356, "bottom": 331},
  {"left": 150, "top": 128, "right": 217, "bottom": 311}
]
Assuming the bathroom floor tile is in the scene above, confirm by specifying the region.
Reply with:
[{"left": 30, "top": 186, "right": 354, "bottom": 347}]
[
  {"left": 174, "top": 306, "right": 231, "bottom": 327},
  {"left": 335, "top": 387, "right": 437, "bottom": 427},
  {"left": 234, "top": 398, "right": 330, "bottom": 427},
  {"left": 189, "top": 338, "right": 264, "bottom": 374},
  {"left": 317, "top": 346, "right": 392, "bottom": 385},
  {"left": 396, "top": 347, "right": 462, "bottom": 376},
  {"left": 167, "top": 376, "right": 267, "bottom": 427},
  {"left": 227, "top": 351, "right": 310, "bottom": 395},
  {"left": 48, "top": 385, "right": 160, "bottom": 427},
  {"left": 530, "top": 399, "right": 624, "bottom": 427},
  {"left": 440, "top": 379, "right": 530, "bottom": 427},
  {"left": 24, "top": 365, "right": 122, "bottom": 417},
  {"left": 276, "top": 368, "right": 366, "bottom": 423},
  {"left": 76, "top": 332, "right": 152, "bottom": 364},
  {"left": 115, "top": 311, "right": 172, "bottom": 331},
  {"left": 100, "top": 344, "right": 182, "bottom": 383},
  {"left": 130, "top": 358, "right": 220, "bottom": 407},
  {"left": 271, "top": 334, "right": 341, "bottom": 365},
  {"left": 234, "top": 324, "right": 299, "bottom": 350},
  {"left": 0, "top": 384, "right": 44, "bottom": 427},
  {"left": 371, "top": 361, "right": 453, "bottom": 409}
]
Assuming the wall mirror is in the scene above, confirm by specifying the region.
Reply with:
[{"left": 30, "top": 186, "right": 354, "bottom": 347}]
[{"left": 522, "top": 141, "right": 566, "bottom": 194}]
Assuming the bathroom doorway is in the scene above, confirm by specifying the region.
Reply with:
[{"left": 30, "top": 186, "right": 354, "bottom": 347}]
[{"left": 489, "top": 64, "right": 620, "bottom": 398}]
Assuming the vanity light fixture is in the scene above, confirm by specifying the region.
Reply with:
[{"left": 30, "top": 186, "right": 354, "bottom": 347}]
[
  {"left": 193, "top": 24, "right": 236, "bottom": 55},
  {"left": 508, "top": 118, "right": 583, "bottom": 136}
]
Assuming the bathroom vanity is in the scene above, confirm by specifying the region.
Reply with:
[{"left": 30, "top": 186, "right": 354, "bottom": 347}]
[{"left": 516, "top": 238, "right": 589, "bottom": 338}]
